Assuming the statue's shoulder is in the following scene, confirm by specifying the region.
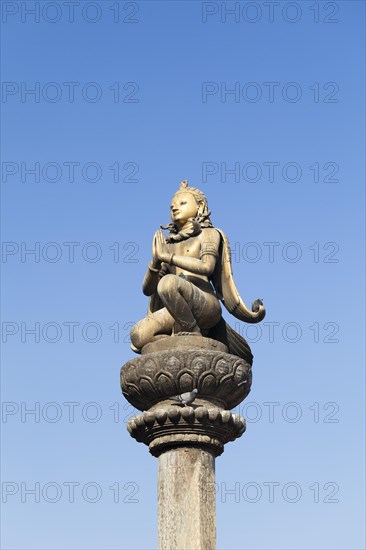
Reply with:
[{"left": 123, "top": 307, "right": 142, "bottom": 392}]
[{"left": 201, "top": 227, "right": 222, "bottom": 243}]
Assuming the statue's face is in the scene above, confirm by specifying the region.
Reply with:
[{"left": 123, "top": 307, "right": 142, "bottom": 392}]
[{"left": 170, "top": 192, "right": 199, "bottom": 226}]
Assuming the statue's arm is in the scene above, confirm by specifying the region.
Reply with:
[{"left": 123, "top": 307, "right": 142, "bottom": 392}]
[
  {"left": 142, "top": 262, "right": 170, "bottom": 296},
  {"left": 142, "top": 266, "right": 160, "bottom": 296},
  {"left": 142, "top": 232, "right": 169, "bottom": 296},
  {"left": 169, "top": 254, "right": 216, "bottom": 276}
]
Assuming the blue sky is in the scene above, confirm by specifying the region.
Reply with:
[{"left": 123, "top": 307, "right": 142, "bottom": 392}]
[{"left": 1, "top": 1, "right": 365, "bottom": 549}]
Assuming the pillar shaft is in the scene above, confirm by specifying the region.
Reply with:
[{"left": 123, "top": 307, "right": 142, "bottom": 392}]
[
  {"left": 158, "top": 447, "right": 216, "bottom": 550},
  {"left": 122, "top": 337, "right": 250, "bottom": 549}
]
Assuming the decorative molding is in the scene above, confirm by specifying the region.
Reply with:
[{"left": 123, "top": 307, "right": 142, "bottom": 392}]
[
  {"left": 121, "top": 347, "right": 252, "bottom": 411},
  {"left": 127, "top": 405, "right": 246, "bottom": 457}
]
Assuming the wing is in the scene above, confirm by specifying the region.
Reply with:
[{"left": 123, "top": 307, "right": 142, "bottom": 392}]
[
  {"left": 211, "top": 228, "right": 266, "bottom": 324},
  {"left": 207, "top": 318, "right": 253, "bottom": 365}
]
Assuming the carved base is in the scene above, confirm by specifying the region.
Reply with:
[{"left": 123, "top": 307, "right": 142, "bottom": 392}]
[
  {"left": 121, "top": 335, "right": 252, "bottom": 411},
  {"left": 127, "top": 404, "right": 246, "bottom": 457},
  {"left": 121, "top": 336, "right": 250, "bottom": 457}
]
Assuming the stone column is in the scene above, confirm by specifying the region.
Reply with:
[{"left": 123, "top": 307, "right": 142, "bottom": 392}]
[
  {"left": 121, "top": 335, "right": 251, "bottom": 550},
  {"left": 158, "top": 447, "right": 216, "bottom": 550}
]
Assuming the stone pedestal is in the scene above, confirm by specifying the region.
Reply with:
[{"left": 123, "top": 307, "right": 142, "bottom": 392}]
[{"left": 120, "top": 335, "right": 252, "bottom": 550}]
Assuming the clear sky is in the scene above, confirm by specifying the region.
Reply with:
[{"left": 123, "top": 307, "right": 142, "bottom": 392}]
[{"left": 1, "top": 1, "right": 365, "bottom": 549}]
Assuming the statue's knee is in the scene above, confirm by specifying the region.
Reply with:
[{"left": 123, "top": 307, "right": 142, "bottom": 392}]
[
  {"left": 157, "top": 274, "right": 177, "bottom": 298},
  {"left": 130, "top": 323, "right": 143, "bottom": 349}
]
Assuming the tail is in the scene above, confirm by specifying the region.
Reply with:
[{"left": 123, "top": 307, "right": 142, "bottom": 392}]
[{"left": 170, "top": 395, "right": 182, "bottom": 402}]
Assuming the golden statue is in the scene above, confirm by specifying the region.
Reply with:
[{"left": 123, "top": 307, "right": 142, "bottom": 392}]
[{"left": 130, "top": 181, "right": 265, "bottom": 361}]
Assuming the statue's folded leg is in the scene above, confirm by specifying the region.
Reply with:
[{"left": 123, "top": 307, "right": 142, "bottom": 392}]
[
  {"left": 157, "top": 274, "right": 221, "bottom": 334},
  {"left": 130, "top": 307, "right": 174, "bottom": 352}
]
